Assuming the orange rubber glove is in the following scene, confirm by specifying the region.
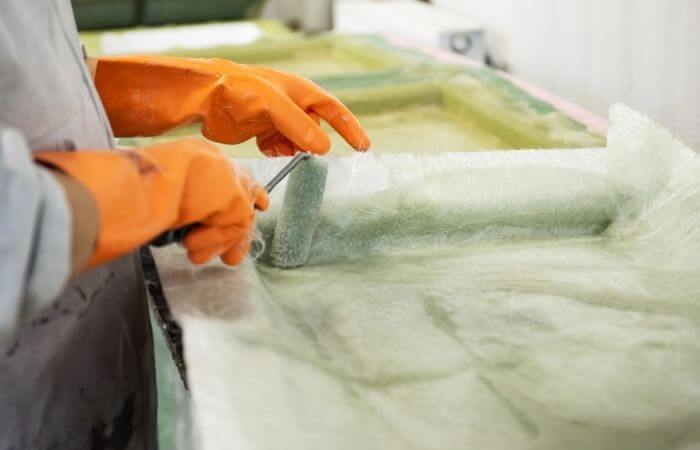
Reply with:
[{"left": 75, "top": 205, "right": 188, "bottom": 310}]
[
  {"left": 35, "top": 139, "right": 268, "bottom": 269},
  {"left": 94, "top": 56, "right": 371, "bottom": 156}
]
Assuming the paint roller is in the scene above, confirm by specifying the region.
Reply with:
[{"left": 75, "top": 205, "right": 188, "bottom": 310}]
[{"left": 269, "top": 155, "right": 328, "bottom": 268}]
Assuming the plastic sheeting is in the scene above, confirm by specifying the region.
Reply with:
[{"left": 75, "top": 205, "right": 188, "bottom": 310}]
[{"left": 151, "top": 104, "right": 700, "bottom": 450}]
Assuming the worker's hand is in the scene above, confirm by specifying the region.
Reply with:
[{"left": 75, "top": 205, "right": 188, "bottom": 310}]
[
  {"left": 94, "top": 56, "right": 371, "bottom": 156},
  {"left": 34, "top": 139, "right": 268, "bottom": 269}
]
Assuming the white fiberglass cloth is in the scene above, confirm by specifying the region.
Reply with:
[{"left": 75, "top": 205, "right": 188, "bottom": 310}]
[{"left": 152, "top": 105, "right": 700, "bottom": 450}]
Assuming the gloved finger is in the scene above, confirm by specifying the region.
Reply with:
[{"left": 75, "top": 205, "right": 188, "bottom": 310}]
[
  {"left": 203, "top": 201, "right": 254, "bottom": 227},
  {"left": 230, "top": 163, "right": 269, "bottom": 211},
  {"left": 188, "top": 243, "right": 227, "bottom": 265},
  {"left": 222, "top": 91, "right": 273, "bottom": 138},
  {"left": 186, "top": 227, "right": 250, "bottom": 265},
  {"left": 261, "top": 146, "right": 280, "bottom": 158},
  {"left": 201, "top": 117, "right": 253, "bottom": 145},
  {"left": 257, "top": 135, "right": 280, "bottom": 157},
  {"left": 285, "top": 77, "right": 370, "bottom": 152},
  {"left": 256, "top": 131, "right": 278, "bottom": 157},
  {"left": 201, "top": 86, "right": 271, "bottom": 145},
  {"left": 183, "top": 224, "right": 249, "bottom": 253},
  {"left": 257, "top": 131, "right": 294, "bottom": 157},
  {"left": 266, "top": 90, "right": 331, "bottom": 155},
  {"left": 252, "top": 184, "right": 269, "bottom": 211},
  {"left": 221, "top": 239, "right": 252, "bottom": 266},
  {"left": 258, "top": 110, "right": 323, "bottom": 157},
  {"left": 202, "top": 160, "right": 269, "bottom": 225},
  {"left": 311, "top": 97, "right": 370, "bottom": 152}
]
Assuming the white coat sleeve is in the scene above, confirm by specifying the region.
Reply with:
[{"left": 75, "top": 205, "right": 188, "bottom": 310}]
[{"left": 0, "top": 127, "right": 72, "bottom": 344}]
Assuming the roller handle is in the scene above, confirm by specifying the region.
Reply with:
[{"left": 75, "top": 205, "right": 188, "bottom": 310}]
[{"left": 150, "top": 153, "right": 311, "bottom": 247}]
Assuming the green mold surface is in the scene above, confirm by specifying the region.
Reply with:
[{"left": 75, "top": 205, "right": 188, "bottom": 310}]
[
  {"left": 161, "top": 35, "right": 413, "bottom": 78},
  {"left": 118, "top": 79, "right": 604, "bottom": 157}
]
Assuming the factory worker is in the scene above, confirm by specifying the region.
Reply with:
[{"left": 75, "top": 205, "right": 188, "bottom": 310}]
[{"left": 0, "top": 1, "right": 370, "bottom": 449}]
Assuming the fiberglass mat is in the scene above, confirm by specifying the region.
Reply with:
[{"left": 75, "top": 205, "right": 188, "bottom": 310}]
[{"left": 152, "top": 105, "right": 700, "bottom": 450}]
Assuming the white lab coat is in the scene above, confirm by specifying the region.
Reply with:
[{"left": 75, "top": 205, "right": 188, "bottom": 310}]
[{"left": 0, "top": 1, "right": 156, "bottom": 448}]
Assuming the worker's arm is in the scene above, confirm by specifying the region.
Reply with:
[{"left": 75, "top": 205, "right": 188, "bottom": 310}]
[
  {"left": 0, "top": 127, "right": 75, "bottom": 342},
  {"left": 91, "top": 56, "right": 371, "bottom": 156},
  {"left": 35, "top": 138, "right": 268, "bottom": 269},
  {"left": 1, "top": 127, "right": 262, "bottom": 343},
  {"left": 46, "top": 168, "right": 99, "bottom": 276}
]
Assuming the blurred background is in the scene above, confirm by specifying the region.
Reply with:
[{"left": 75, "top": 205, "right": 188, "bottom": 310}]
[{"left": 72, "top": 0, "right": 698, "bottom": 146}]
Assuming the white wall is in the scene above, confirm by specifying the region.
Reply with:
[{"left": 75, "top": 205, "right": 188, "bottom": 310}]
[
  {"left": 261, "top": 0, "right": 297, "bottom": 23},
  {"left": 433, "top": 0, "right": 699, "bottom": 145},
  {"left": 262, "top": 0, "right": 333, "bottom": 32}
]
